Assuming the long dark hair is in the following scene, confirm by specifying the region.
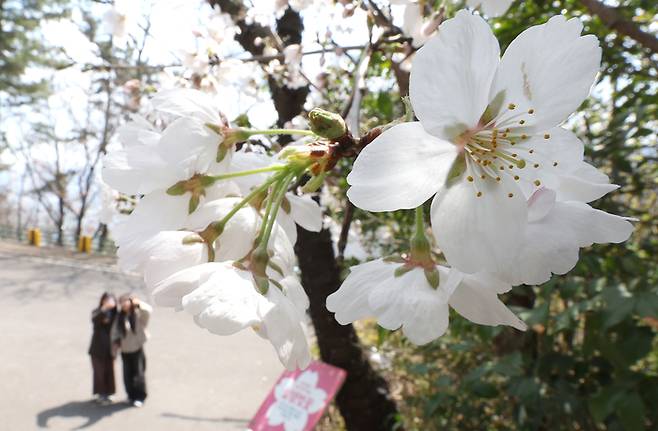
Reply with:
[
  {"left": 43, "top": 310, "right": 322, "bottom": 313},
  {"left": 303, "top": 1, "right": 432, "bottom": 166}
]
[
  {"left": 98, "top": 292, "right": 117, "bottom": 310},
  {"left": 117, "top": 294, "right": 137, "bottom": 338}
]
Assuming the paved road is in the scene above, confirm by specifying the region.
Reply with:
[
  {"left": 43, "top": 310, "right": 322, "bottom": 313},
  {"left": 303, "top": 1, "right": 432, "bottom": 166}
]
[{"left": 0, "top": 241, "right": 285, "bottom": 431}]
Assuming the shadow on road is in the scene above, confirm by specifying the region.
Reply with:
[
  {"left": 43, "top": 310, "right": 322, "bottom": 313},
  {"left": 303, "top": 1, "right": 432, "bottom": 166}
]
[
  {"left": 161, "top": 412, "right": 249, "bottom": 425},
  {"left": 36, "top": 400, "right": 131, "bottom": 429}
]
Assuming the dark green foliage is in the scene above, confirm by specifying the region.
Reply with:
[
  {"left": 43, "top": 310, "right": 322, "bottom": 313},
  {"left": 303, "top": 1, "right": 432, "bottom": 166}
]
[{"left": 0, "top": 0, "right": 69, "bottom": 106}]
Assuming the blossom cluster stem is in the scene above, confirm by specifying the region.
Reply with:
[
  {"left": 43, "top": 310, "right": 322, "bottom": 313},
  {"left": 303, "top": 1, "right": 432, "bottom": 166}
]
[
  {"left": 409, "top": 204, "right": 433, "bottom": 264},
  {"left": 256, "top": 172, "right": 295, "bottom": 249},
  {"left": 248, "top": 129, "right": 317, "bottom": 137},
  {"left": 216, "top": 172, "right": 283, "bottom": 228},
  {"left": 208, "top": 165, "right": 286, "bottom": 182}
]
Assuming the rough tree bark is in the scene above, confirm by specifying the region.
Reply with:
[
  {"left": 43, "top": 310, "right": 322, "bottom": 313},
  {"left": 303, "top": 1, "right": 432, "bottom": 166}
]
[
  {"left": 295, "top": 227, "right": 400, "bottom": 430},
  {"left": 209, "top": 1, "right": 401, "bottom": 429}
]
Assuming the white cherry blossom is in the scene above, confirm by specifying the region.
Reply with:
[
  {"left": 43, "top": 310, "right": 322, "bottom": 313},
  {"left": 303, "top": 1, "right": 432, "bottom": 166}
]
[
  {"left": 399, "top": 1, "right": 442, "bottom": 47},
  {"left": 347, "top": 11, "right": 614, "bottom": 276},
  {"left": 327, "top": 258, "right": 526, "bottom": 345},
  {"left": 494, "top": 188, "right": 634, "bottom": 285},
  {"left": 102, "top": 89, "right": 232, "bottom": 198},
  {"left": 467, "top": 0, "right": 515, "bottom": 17},
  {"left": 152, "top": 262, "right": 311, "bottom": 370}
]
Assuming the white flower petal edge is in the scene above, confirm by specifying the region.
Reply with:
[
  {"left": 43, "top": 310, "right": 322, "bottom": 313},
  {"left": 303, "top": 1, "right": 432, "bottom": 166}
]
[
  {"left": 556, "top": 162, "right": 619, "bottom": 203},
  {"left": 449, "top": 272, "right": 527, "bottom": 330},
  {"left": 257, "top": 282, "right": 312, "bottom": 370},
  {"left": 182, "top": 269, "right": 265, "bottom": 335},
  {"left": 287, "top": 193, "right": 323, "bottom": 232},
  {"left": 409, "top": 10, "right": 500, "bottom": 140},
  {"left": 150, "top": 88, "right": 220, "bottom": 124},
  {"left": 467, "top": 0, "right": 515, "bottom": 18},
  {"left": 152, "top": 262, "right": 223, "bottom": 308},
  {"left": 327, "top": 258, "right": 526, "bottom": 345},
  {"left": 489, "top": 15, "right": 602, "bottom": 132},
  {"left": 154, "top": 262, "right": 311, "bottom": 370},
  {"left": 347, "top": 122, "right": 457, "bottom": 212},
  {"left": 495, "top": 188, "right": 634, "bottom": 285}
]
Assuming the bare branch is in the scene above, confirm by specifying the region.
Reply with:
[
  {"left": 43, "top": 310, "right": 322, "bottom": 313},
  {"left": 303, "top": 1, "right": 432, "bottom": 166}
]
[{"left": 581, "top": 0, "right": 658, "bottom": 55}]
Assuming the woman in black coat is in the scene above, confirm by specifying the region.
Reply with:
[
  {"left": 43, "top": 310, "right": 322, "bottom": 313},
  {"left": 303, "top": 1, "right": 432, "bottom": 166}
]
[{"left": 88, "top": 292, "right": 118, "bottom": 404}]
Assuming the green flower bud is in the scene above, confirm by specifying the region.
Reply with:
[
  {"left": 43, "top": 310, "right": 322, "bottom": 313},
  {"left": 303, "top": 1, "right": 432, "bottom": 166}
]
[{"left": 308, "top": 108, "right": 347, "bottom": 140}]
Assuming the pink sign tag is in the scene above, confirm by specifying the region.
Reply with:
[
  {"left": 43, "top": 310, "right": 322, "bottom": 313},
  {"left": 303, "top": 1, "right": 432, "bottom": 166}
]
[{"left": 248, "top": 360, "right": 347, "bottom": 431}]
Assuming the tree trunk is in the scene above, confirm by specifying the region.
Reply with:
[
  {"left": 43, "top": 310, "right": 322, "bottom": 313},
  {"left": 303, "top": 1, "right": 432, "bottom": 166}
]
[{"left": 296, "top": 226, "right": 400, "bottom": 431}]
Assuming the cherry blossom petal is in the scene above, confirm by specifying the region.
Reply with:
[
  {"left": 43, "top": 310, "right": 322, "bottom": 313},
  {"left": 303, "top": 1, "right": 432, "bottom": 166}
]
[
  {"left": 431, "top": 177, "right": 527, "bottom": 274},
  {"left": 182, "top": 269, "right": 264, "bottom": 335},
  {"left": 141, "top": 231, "right": 208, "bottom": 287},
  {"left": 467, "top": 0, "right": 515, "bottom": 17},
  {"left": 490, "top": 15, "right": 601, "bottom": 132},
  {"left": 287, "top": 194, "right": 323, "bottom": 232},
  {"left": 186, "top": 197, "right": 259, "bottom": 262},
  {"left": 151, "top": 88, "right": 220, "bottom": 124},
  {"left": 396, "top": 271, "right": 450, "bottom": 344},
  {"left": 365, "top": 265, "right": 449, "bottom": 344},
  {"left": 102, "top": 146, "right": 179, "bottom": 195},
  {"left": 259, "top": 286, "right": 311, "bottom": 370},
  {"left": 526, "top": 187, "right": 556, "bottom": 223},
  {"left": 151, "top": 262, "right": 224, "bottom": 308},
  {"left": 449, "top": 273, "right": 527, "bottom": 330},
  {"left": 280, "top": 276, "right": 310, "bottom": 312},
  {"left": 275, "top": 210, "right": 298, "bottom": 244},
  {"left": 227, "top": 150, "right": 277, "bottom": 195},
  {"left": 410, "top": 10, "right": 500, "bottom": 140},
  {"left": 513, "top": 127, "right": 584, "bottom": 192},
  {"left": 157, "top": 116, "right": 221, "bottom": 179},
  {"left": 326, "top": 259, "right": 392, "bottom": 324},
  {"left": 556, "top": 162, "right": 619, "bottom": 203},
  {"left": 347, "top": 122, "right": 457, "bottom": 212},
  {"left": 499, "top": 198, "right": 634, "bottom": 285}
]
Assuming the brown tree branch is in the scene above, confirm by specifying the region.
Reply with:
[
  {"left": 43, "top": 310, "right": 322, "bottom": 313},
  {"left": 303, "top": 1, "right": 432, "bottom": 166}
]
[{"left": 581, "top": 0, "right": 658, "bottom": 54}]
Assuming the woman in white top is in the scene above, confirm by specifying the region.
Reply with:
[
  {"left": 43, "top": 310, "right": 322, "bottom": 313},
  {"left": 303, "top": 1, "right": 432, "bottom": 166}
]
[{"left": 114, "top": 294, "right": 152, "bottom": 407}]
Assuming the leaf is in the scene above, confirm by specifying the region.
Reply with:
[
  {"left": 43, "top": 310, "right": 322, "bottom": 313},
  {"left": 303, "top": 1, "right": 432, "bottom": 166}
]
[
  {"left": 508, "top": 377, "right": 540, "bottom": 401},
  {"left": 471, "top": 381, "right": 497, "bottom": 398},
  {"left": 601, "top": 285, "right": 636, "bottom": 329},
  {"left": 615, "top": 392, "right": 645, "bottom": 431},
  {"left": 634, "top": 292, "right": 658, "bottom": 318},
  {"left": 588, "top": 386, "right": 625, "bottom": 423},
  {"left": 376, "top": 92, "right": 393, "bottom": 119},
  {"left": 188, "top": 194, "right": 200, "bottom": 214},
  {"left": 490, "top": 352, "right": 523, "bottom": 377}
]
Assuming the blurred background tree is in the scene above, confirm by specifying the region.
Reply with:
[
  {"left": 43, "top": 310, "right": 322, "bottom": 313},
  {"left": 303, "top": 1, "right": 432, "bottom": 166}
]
[{"left": 0, "top": 0, "right": 69, "bottom": 107}]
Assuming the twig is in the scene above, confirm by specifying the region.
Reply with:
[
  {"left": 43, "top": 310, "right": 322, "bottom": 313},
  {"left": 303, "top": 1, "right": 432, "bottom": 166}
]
[{"left": 581, "top": 0, "right": 658, "bottom": 55}]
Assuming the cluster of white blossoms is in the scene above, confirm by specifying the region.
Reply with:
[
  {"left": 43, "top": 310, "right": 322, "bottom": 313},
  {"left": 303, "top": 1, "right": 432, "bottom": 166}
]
[
  {"left": 103, "top": 88, "right": 325, "bottom": 370},
  {"left": 102, "top": 10, "right": 634, "bottom": 369},
  {"left": 329, "top": 11, "right": 633, "bottom": 345},
  {"left": 395, "top": 0, "right": 516, "bottom": 46}
]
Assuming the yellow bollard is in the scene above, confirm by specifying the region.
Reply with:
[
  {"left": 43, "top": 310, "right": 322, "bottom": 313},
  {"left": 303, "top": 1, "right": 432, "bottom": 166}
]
[
  {"left": 78, "top": 235, "right": 92, "bottom": 253},
  {"left": 30, "top": 228, "right": 42, "bottom": 247}
]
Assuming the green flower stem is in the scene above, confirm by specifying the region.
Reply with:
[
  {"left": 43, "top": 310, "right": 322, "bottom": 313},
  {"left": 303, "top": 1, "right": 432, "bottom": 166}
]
[
  {"left": 414, "top": 205, "right": 425, "bottom": 235},
  {"left": 248, "top": 128, "right": 316, "bottom": 137},
  {"left": 208, "top": 165, "right": 286, "bottom": 182},
  {"left": 410, "top": 204, "right": 432, "bottom": 262},
  {"left": 214, "top": 171, "right": 284, "bottom": 229},
  {"left": 256, "top": 172, "right": 294, "bottom": 248}
]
